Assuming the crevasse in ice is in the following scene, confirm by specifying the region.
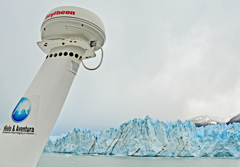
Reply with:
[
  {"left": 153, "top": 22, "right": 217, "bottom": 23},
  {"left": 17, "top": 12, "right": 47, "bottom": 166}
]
[{"left": 44, "top": 116, "right": 240, "bottom": 157}]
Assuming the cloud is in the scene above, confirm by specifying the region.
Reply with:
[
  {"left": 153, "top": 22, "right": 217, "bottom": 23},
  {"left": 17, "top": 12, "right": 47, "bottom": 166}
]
[{"left": 1, "top": 0, "right": 240, "bottom": 135}]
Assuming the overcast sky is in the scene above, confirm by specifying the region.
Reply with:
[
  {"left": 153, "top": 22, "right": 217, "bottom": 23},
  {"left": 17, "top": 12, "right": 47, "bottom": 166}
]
[{"left": 0, "top": 0, "right": 240, "bottom": 135}]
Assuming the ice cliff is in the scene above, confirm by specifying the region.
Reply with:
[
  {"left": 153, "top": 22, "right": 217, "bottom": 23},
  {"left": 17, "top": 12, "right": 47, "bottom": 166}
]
[{"left": 44, "top": 116, "right": 240, "bottom": 157}]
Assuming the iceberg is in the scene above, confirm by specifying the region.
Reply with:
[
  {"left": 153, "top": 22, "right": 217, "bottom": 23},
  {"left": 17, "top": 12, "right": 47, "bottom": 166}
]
[{"left": 44, "top": 116, "right": 240, "bottom": 157}]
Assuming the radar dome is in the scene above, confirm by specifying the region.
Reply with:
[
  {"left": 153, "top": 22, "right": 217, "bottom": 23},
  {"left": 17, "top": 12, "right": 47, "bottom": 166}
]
[{"left": 40, "top": 6, "right": 106, "bottom": 51}]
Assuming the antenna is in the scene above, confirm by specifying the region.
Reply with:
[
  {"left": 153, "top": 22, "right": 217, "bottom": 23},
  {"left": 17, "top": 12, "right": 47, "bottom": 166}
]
[{"left": 0, "top": 6, "right": 106, "bottom": 167}]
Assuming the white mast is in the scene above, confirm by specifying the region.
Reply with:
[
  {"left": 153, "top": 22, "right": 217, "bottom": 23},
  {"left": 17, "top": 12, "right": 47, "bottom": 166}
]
[{"left": 0, "top": 6, "right": 105, "bottom": 167}]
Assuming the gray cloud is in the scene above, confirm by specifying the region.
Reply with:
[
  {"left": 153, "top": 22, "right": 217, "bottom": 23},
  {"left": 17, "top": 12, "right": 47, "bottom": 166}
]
[{"left": 1, "top": 0, "right": 240, "bottom": 135}]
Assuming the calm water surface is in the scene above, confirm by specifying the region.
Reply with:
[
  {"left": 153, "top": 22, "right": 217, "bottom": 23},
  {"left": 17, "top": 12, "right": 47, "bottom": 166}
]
[{"left": 37, "top": 153, "right": 240, "bottom": 167}]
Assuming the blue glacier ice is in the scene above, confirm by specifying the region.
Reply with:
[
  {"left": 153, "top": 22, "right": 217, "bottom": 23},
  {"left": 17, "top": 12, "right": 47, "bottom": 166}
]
[{"left": 44, "top": 116, "right": 240, "bottom": 157}]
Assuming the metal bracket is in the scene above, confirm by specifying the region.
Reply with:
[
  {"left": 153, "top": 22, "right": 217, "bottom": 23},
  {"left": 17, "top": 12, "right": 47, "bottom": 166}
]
[{"left": 37, "top": 39, "right": 96, "bottom": 60}]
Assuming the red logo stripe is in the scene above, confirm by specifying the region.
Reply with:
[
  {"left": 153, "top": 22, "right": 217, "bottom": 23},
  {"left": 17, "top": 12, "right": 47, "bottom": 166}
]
[{"left": 45, "top": 11, "right": 75, "bottom": 19}]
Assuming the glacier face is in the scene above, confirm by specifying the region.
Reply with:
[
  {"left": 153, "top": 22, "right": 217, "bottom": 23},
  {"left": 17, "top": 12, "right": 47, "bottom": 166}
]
[{"left": 44, "top": 116, "right": 240, "bottom": 157}]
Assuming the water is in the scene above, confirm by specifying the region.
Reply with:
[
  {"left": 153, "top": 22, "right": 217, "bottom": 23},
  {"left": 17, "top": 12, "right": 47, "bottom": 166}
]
[{"left": 37, "top": 153, "right": 240, "bottom": 167}]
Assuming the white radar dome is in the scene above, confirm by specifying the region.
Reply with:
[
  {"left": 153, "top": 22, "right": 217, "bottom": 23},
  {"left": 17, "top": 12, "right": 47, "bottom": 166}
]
[{"left": 40, "top": 6, "right": 106, "bottom": 51}]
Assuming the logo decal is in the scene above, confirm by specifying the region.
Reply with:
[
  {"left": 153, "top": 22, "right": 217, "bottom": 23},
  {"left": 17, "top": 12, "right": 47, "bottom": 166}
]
[
  {"left": 45, "top": 11, "right": 75, "bottom": 19},
  {"left": 11, "top": 97, "right": 31, "bottom": 123}
]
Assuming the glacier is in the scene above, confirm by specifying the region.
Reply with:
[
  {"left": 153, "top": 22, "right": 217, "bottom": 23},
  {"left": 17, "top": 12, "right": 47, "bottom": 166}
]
[{"left": 44, "top": 116, "right": 240, "bottom": 157}]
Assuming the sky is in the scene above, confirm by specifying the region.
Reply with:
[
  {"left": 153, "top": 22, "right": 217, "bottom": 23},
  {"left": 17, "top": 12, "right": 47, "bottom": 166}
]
[{"left": 0, "top": 0, "right": 240, "bottom": 135}]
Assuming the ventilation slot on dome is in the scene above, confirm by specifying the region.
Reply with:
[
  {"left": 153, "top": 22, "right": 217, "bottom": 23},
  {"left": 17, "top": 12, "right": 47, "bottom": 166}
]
[
  {"left": 65, "top": 25, "right": 95, "bottom": 39},
  {"left": 65, "top": 25, "right": 82, "bottom": 32}
]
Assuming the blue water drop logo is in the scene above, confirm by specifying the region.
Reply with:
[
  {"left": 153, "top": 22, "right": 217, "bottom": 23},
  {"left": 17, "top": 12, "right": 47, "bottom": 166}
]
[{"left": 12, "top": 97, "right": 31, "bottom": 123}]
